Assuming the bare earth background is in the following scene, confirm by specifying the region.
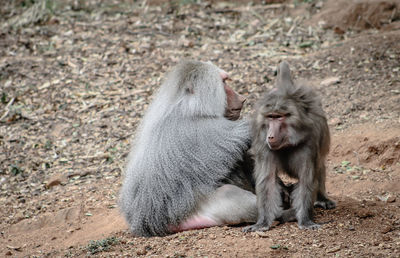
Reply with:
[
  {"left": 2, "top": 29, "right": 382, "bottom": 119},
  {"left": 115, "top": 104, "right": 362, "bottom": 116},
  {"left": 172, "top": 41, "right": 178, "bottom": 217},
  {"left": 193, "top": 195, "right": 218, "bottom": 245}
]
[{"left": 0, "top": 0, "right": 399, "bottom": 257}]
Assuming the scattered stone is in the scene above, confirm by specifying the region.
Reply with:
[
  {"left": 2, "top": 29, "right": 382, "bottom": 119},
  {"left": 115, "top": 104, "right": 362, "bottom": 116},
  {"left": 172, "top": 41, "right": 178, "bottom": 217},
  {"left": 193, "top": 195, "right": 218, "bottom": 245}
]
[
  {"left": 381, "top": 225, "right": 393, "bottom": 234},
  {"left": 45, "top": 174, "right": 68, "bottom": 188},
  {"left": 355, "top": 208, "right": 374, "bottom": 218},
  {"left": 255, "top": 231, "right": 269, "bottom": 238},
  {"left": 333, "top": 26, "right": 345, "bottom": 35},
  {"left": 136, "top": 248, "right": 148, "bottom": 255},
  {"left": 5, "top": 251, "right": 12, "bottom": 256},
  {"left": 320, "top": 77, "right": 341, "bottom": 87},
  {"left": 386, "top": 196, "right": 396, "bottom": 203},
  {"left": 0, "top": 177, "right": 6, "bottom": 186},
  {"left": 46, "top": 178, "right": 61, "bottom": 188}
]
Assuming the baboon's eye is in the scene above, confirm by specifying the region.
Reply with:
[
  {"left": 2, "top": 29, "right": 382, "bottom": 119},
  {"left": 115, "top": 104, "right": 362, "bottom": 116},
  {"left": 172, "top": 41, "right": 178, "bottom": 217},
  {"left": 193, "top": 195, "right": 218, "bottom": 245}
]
[{"left": 266, "top": 114, "right": 283, "bottom": 119}]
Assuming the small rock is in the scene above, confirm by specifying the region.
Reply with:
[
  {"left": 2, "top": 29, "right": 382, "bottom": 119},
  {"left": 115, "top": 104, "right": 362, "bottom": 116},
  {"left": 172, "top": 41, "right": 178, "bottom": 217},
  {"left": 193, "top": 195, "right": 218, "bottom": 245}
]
[
  {"left": 355, "top": 208, "right": 374, "bottom": 218},
  {"left": 5, "top": 80, "right": 12, "bottom": 87},
  {"left": 45, "top": 174, "right": 68, "bottom": 188},
  {"left": 386, "top": 196, "right": 396, "bottom": 203},
  {"left": 0, "top": 177, "right": 6, "bottom": 186},
  {"left": 136, "top": 248, "right": 147, "bottom": 255},
  {"left": 381, "top": 225, "right": 393, "bottom": 234},
  {"left": 327, "top": 56, "right": 335, "bottom": 62},
  {"left": 5, "top": 251, "right": 12, "bottom": 256},
  {"left": 321, "top": 77, "right": 341, "bottom": 87},
  {"left": 46, "top": 178, "right": 61, "bottom": 188},
  {"left": 334, "top": 26, "right": 345, "bottom": 35},
  {"left": 255, "top": 231, "right": 269, "bottom": 238}
]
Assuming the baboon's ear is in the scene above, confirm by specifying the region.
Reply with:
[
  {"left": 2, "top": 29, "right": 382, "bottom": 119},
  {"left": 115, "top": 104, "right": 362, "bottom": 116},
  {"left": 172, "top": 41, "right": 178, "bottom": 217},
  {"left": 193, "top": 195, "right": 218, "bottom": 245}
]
[{"left": 276, "top": 61, "right": 294, "bottom": 89}]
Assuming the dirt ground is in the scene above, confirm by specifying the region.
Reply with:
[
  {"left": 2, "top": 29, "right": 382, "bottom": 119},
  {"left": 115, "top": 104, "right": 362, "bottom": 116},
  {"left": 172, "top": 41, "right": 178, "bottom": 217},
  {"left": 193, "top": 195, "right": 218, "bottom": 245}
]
[{"left": 0, "top": 0, "right": 399, "bottom": 257}]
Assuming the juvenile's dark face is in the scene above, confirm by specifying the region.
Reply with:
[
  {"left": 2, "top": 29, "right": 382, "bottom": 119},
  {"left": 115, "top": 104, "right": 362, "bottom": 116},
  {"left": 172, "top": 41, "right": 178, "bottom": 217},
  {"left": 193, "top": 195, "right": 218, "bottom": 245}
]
[
  {"left": 221, "top": 71, "right": 246, "bottom": 121},
  {"left": 256, "top": 91, "right": 300, "bottom": 150},
  {"left": 265, "top": 112, "right": 288, "bottom": 150}
]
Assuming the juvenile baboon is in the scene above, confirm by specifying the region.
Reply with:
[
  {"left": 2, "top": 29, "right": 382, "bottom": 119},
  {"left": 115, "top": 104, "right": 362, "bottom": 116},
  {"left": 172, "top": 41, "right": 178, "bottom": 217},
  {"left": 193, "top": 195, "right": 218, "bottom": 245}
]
[
  {"left": 244, "top": 61, "right": 336, "bottom": 232},
  {"left": 120, "top": 60, "right": 258, "bottom": 237}
]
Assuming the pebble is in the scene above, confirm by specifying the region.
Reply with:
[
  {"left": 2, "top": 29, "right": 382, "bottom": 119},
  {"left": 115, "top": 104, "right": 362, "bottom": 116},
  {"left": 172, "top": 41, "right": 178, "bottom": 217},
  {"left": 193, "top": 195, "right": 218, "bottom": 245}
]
[
  {"left": 386, "top": 196, "right": 396, "bottom": 203},
  {"left": 381, "top": 225, "right": 393, "bottom": 234},
  {"left": 320, "top": 77, "right": 341, "bottom": 87},
  {"left": 45, "top": 174, "right": 68, "bottom": 188},
  {"left": 255, "top": 231, "right": 269, "bottom": 238},
  {"left": 355, "top": 208, "right": 374, "bottom": 218},
  {"left": 46, "top": 178, "right": 62, "bottom": 188},
  {"left": 136, "top": 248, "right": 147, "bottom": 255}
]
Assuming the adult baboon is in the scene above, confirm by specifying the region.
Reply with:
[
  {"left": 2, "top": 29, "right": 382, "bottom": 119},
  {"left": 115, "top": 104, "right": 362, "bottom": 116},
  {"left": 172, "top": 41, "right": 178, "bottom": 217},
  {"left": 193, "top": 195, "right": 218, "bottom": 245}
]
[
  {"left": 120, "top": 60, "right": 258, "bottom": 237},
  {"left": 244, "top": 61, "right": 336, "bottom": 232}
]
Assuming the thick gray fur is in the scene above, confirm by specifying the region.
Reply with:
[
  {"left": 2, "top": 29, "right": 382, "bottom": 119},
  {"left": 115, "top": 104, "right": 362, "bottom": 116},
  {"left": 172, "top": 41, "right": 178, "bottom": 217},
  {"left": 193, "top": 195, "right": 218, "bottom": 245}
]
[
  {"left": 119, "top": 60, "right": 252, "bottom": 237},
  {"left": 244, "top": 61, "right": 335, "bottom": 232}
]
